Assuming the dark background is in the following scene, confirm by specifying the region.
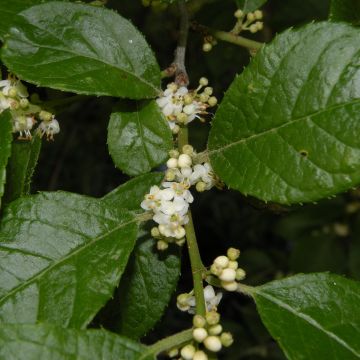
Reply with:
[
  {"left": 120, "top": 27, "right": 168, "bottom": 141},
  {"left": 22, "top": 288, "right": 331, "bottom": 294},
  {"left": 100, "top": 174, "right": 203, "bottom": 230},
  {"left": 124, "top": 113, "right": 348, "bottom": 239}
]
[{"left": 29, "top": 0, "right": 360, "bottom": 358}]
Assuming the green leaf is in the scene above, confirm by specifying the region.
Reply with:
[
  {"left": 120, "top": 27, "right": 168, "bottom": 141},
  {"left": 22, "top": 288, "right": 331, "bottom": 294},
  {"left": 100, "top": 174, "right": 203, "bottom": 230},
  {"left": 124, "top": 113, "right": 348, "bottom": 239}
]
[
  {"left": 103, "top": 172, "right": 164, "bottom": 212},
  {"left": 0, "top": 111, "right": 13, "bottom": 209},
  {"left": 1, "top": 2, "right": 161, "bottom": 99},
  {"left": 235, "top": 0, "right": 267, "bottom": 12},
  {"left": 3, "top": 136, "right": 41, "bottom": 204},
  {"left": 0, "top": 0, "right": 45, "bottom": 41},
  {"left": 253, "top": 273, "right": 360, "bottom": 359},
  {"left": 0, "top": 192, "right": 138, "bottom": 328},
  {"left": 330, "top": 0, "right": 360, "bottom": 25},
  {"left": 115, "top": 226, "right": 181, "bottom": 339},
  {"left": 108, "top": 101, "right": 172, "bottom": 176},
  {"left": 0, "top": 323, "right": 153, "bottom": 360},
  {"left": 208, "top": 22, "right": 360, "bottom": 205}
]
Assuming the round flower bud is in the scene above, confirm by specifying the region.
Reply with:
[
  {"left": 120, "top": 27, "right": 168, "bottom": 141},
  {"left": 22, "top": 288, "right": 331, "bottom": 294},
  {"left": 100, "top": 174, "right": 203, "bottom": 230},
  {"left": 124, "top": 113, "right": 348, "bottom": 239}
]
[
  {"left": 19, "top": 98, "right": 29, "bottom": 108},
  {"left": 256, "top": 21, "right": 264, "bottom": 30},
  {"left": 202, "top": 43, "right": 212, "bottom": 52},
  {"left": 151, "top": 227, "right": 160, "bottom": 238},
  {"left": 228, "top": 261, "right": 238, "bottom": 270},
  {"left": 193, "top": 314, "right": 206, "bottom": 328},
  {"left": 247, "top": 12, "right": 255, "bottom": 22},
  {"left": 165, "top": 169, "right": 176, "bottom": 181},
  {"left": 236, "top": 268, "right": 246, "bottom": 281},
  {"left": 168, "top": 347, "right": 179, "bottom": 357},
  {"left": 204, "top": 336, "right": 222, "bottom": 352},
  {"left": 177, "top": 112, "right": 189, "bottom": 123},
  {"left": 174, "top": 226, "right": 186, "bottom": 239},
  {"left": 180, "top": 344, "right": 196, "bottom": 360},
  {"left": 227, "top": 247, "right": 240, "bottom": 261},
  {"left": 220, "top": 332, "right": 234, "bottom": 347},
  {"left": 219, "top": 268, "right": 236, "bottom": 282},
  {"left": 199, "top": 77, "right": 209, "bottom": 86},
  {"left": 193, "top": 350, "right": 208, "bottom": 360},
  {"left": 214, "top": 255, "right": 229, "bottom": 269},
  {"left": 8, "top": 88, "right": 17, "bottom": 98},
  {"left": 249, "top": 24, "right": 258, "bottom": 33},
  {"left": 196, "top": 181, "right": 207, "bottom": 193},
  {"left": 254, "top": 10, "right": 263, "bottom": 19},
  {"left": 183, "top": 104, "right": 196, "bottom": 115},
  {"left": 172, "top": 125, "right": 180, "bottom": 134},
  {"left": 175, "top": 237, "right": 186, "bottom": 246},
  {"left": 169, "top": 149, "right": 180, "bottom": 158},
  {"left": 182, "top": 144, "right": 194, "bottom": 155},
  {"left": 221, "top": 280, "right": 238, "bottom": 292},
  {"left": 204, "top": 87, "right": 213, "bottom": 95},
  {"left": 167, "top": 157, "right": 178, "bottom": 169},
  {"left": 199, "top": 93, "right": 209, "bottom": 103},
  {"left": 209, "top": 324, "right": 223, "bottom": 336},
  {"left": 167, "top": 82, "right": 178, "bottom": 92},
  {"left": 210, "top": 263, "right": 223, "bottom": 276},
  {"left": 184, "top": 94, "right": 193, "bottom": 105},
  {"left": 157, "top": 240, "right": 168, "bottom": 251},
  {"left": 234, "top": 9, "right": 243, "bottom": 18},
  {"left": 193, "top": 327, "right": 208, "bottom": 343},
  {"left": 177, "top": 293, "right": 190, "bottom": 306},
  {"left": 39, "top": 110, "right": 53, "bottom": 122},
  {"left": 208, "top": 96, "right": 218, "bottom": 107},
  {"left": 178, "top": 154, "right": 192, "bottom": 168},
  {"left": 206, "top": 311, "right": 220, "bottom": 326}
]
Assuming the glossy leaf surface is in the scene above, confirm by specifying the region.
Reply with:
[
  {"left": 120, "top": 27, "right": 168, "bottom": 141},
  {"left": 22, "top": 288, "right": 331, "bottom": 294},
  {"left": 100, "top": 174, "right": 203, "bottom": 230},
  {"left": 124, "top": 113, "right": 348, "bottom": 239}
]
[
  {"left": 330, "top": 0, "right": 360, "bottom": 25},
  {"left": 1, "top": 2, "right": 161, "bottom": 98},
  {"left": 209, "top": 22, "right": 360, "bottom": 204},
  {"left": 103, "top": 172, "right": 164, "bottom": 212},
  {"left": 0, "top": 192, "right": 138, "bottom": 328},
  {"left": 115, "top": 227, "right": 181, "bottom": 339},
  {"left": 0, "top": 111, "right": 13, "bottom": 208},
  {"left": 4, "top": 136, "right": 41, "bottom": 204},
  {"left": 253, "top": 273, "right": 360, "bottom": 359},
  {"left": 0, "top": 323, "right": 152, "bottom": 360},
  {"left": 108, "top": 101, "right": 172, "bottom": 176}
]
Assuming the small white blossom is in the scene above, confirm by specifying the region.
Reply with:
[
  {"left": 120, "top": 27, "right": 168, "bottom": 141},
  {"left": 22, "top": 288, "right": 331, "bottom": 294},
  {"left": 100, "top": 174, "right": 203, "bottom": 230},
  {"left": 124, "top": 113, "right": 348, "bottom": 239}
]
[{"left": 37, "top": 117, "right": 60, "bottom": 140}]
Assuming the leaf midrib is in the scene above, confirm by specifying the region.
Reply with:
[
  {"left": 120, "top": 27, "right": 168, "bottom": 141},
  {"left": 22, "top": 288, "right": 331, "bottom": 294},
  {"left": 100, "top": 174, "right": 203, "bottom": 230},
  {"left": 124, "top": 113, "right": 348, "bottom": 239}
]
[
  {"left": 209, "top": 98, "right": 360, "bottom": 156},
  {"left": 0, "top": 216, "right": 137, "bottom": 307},
  {"left": 255, "top": 289, "right": 360, "bottom": 357}
]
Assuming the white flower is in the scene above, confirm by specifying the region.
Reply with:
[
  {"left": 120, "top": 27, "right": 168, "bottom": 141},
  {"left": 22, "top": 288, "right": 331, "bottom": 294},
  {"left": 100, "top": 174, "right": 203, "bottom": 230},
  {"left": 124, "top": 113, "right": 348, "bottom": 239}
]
[
  {"left": 190, "top": 163, "right": 215, "bottom": 189},
  {"left": 162, "top": 181, "right": 194, "bottom": 203},
  {"left": 141, "top": 185, "right": 174, "bottom": 211},
  {"left": 0, "top": 79, "right": 28, "bottom": 98},
  {"left": 12, "top": 115, "right": 35, "bottom": 139},
  {"left": 37, "top": 117, "right": 60, "bottom": 140},
  {"left": 179, "top": 285, "right": 223, "bottom": 314},
  {"left": 159, "top": 196, "right": 189, "bottom": 216}
]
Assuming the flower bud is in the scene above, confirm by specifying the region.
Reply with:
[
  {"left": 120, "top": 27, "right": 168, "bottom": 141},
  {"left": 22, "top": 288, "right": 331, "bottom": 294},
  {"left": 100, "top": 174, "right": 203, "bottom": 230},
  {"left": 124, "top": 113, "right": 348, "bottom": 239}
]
[
  {"left": 234, "top": 9, "right": 243, "bottom": 18},
  {"left": 209, "top": 324, "right": 223, "bottom": 336},
  {"left": 206, "top": 311, "right": 220, "bottom": 325},
  {"left": 247, "top": 12, "right": 255, "bottom": 22},
  {"left": 182, "top": 144, "right": 194, "bottom": 155},
  {"left": 199, "top": 93, "right": 209, "bottom": 103},
  {"left": 208, "top": 96, "right": 218, "bottom": 107},
  {"left": 177, "top": 112, "right": 189, "bottom": 123},
  {"left": 151, "top": 227, "right": 160, "bottom": 238},
  {"left": 203, "top": 43, "right": 213, "bottom": 52},
  {"left": 220, "top": 332, "right": 234, "bottom": 347},
  {"left": 165, "top": 169, "right": 176, "bottom": 181},
  {"left": 184, "top": 94, "right": 193, "bottom": 105},
  {"left": 175, "top": 237, "right": 186, "bottom": 246},
  {"left": 8, "top": 88, "right": 17, "bottom": 98},
  {"left": 193, "top": 314, "right": 206, "bottom": 328},
  {"left": 172, "top": 125, "right": 180, "bottom": 134},
  {"left": 228, "top": 260, "right": 238, "bottom": 270},
  {"left": 196, "top": 181, "right": 207, "bottom": 193},
  {"left": 169, "top": 149, "right": 180, "bottom": 158},
  {"left": 177, "top": 293, "right": 190, "bottom": 306},
  {"left": 193, "top": 350, "right": 208, "bottom": 360},
  {"left": 181, "top": 344, "right": 196, "bottom": 360},
  {"left": 204, "top": 87, "right": 213, "bottom": 95},
  {"left": 19, "top": 98, "right": 29, "bottom": 108},
  {"left": 249, "top": 24, "right": 258, "bottom": 33},
  {"left": 219, "top": 268, "right": 236, "bottom": 282},
  {"left": 183, "top": 104, "right": 196, "bottom": 115},
  {"left": 157, "top": 240, "right": 168, "bottom": 251},
  {"left": 167, "top": 82, "right": 178, "bottom": 92},
  {"left": 178, "top": 154, "right": 192, "bottom": 168},
  {"left": 39, "top": 110, "right": 53, "bottom": 122},
  {"left": 193, "top": 327, "right": 208, "bottom": 343},
  {"left": 256, "top": 21, "right": 264, "bottom": 30},
  {"left": 227, "top": 247, "right": 240, "bottom": 261},
  {"left": 167, "top": 157, "right": 178, "bottom": 169},
  {"left": 204, "top": 336, "right": 222, "bottom": 352},
  {"left": 221, "top": 280, "right": 238, "bottom": 292},
  {"left": 214, "top": 255, "right": 229, "bottom": 269},
  {"left": 199, "top": 77, "right": 209, "bottom": 86},
  {"left": 210, "top": 263, "right": 223, "bottom": 276},
  {"left": 254, "top": 10, "right": 263, "bottom": 19},
  {"left": 174, "top": 226, "right": 186, "bottom": 239},
  {"left": 236, "top": 268, "right": 246, "bottom": 281}
]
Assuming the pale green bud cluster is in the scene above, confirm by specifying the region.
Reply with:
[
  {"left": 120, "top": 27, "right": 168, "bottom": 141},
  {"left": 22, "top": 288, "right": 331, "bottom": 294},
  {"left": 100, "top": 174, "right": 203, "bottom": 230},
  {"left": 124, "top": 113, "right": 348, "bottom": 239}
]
[
  {"left": 210, "top": 248, "right": 246, "bottom": 291},
  {"left": 232, "top": 9, "right": 264, "bottom": 35}
]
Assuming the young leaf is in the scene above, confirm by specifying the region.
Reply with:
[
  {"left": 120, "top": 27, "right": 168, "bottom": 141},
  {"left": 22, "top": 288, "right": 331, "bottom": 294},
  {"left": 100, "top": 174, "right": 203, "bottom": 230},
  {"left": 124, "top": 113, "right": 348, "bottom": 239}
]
[
  {"left": 252, "top": 273, "right": 360, "bottom": 359},
  {"left": 0, "top": 111, "right": 13, "bottom": 208},
  {"left": 3, "top": 136, "right": 41, "bottom": 204},
  {"left": 330, "top": 0, "right": 360, "bottom": 25},
  {"left": 0, "top": 192, "right": 138, "bottom": 328},
  {"left": 103, "top": 172, "right": 164, "bottom": 212},
  {"left": 108, "top": 101, "right": 172, "bottom": 176},
  {"left": 235, "top": 0, "right": 267, "bottom": 12},
  {"left": 114, "top": 226, "right": 181, "bottom": 339},
  {"left": 1, "top": 2, "right": 161, "bottom": 99},
  {"left": 0, "top": 323, "right": 153, "bottom": 360},
  {"left": 208, "top": 22, "right": 360, "bottom": 205}
]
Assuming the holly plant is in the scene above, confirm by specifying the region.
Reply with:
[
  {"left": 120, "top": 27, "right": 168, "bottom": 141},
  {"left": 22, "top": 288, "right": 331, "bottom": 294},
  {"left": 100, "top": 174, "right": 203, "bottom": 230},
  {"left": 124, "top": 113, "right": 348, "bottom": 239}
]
[{"left": 0, "top": 0, "right": 360, "bottom": 359}]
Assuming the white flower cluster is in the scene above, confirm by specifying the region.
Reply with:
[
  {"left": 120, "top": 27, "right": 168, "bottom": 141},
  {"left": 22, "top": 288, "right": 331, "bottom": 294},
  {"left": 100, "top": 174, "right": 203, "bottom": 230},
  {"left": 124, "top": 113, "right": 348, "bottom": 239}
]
[
  {"left": 141, "top": 146, "right": 216, "bottom": 250},
  {"left": 176, "top": 285, "right": 222, "bottom": 314},
  {"left": 169, "top": 305, "right": 234, "bottom": 360},
  {"left": 156, "top": 78, "right": 217, "bottom": 134},
  {"left": 210, "top": 248, "right": 246, "bottom": 291},
  {"left": 0, "top": 78, "right": 60, "bottom": 140}
]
